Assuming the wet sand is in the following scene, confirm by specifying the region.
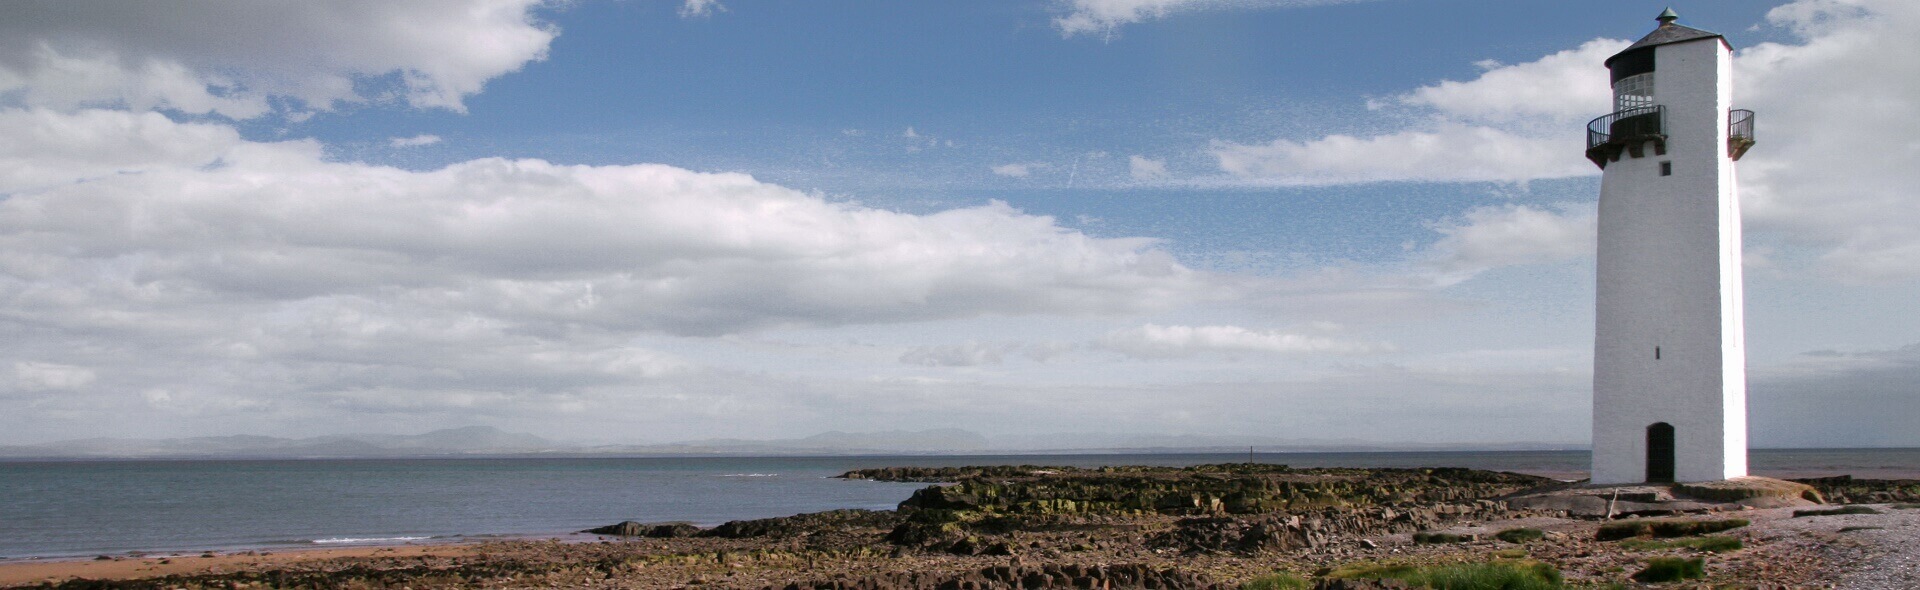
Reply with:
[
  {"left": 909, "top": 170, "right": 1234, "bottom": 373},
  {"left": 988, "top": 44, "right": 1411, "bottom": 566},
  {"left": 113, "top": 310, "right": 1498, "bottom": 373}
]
[{"left": 0, "top": 543, "right": 480, "bottom": 587}]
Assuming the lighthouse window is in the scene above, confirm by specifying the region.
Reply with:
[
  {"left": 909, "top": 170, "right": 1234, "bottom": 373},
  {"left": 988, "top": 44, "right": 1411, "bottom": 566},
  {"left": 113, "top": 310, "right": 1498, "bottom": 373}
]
[
  {"left": 1660, "top": 161, "right": 1672, "bottom": 176},
  {"left": 1614, "top": 73, "right": 1655, "bottom": 111}
]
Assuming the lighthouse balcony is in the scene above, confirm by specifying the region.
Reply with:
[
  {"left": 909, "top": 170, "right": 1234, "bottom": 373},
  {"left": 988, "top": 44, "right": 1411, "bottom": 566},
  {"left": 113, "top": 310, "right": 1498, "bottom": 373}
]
[
  {"left": 1728, "top": 109, "right": 1755, "bottom": 161},
  {"left": 1585, "top": 105, "right": 1666, "bottom": 169}
]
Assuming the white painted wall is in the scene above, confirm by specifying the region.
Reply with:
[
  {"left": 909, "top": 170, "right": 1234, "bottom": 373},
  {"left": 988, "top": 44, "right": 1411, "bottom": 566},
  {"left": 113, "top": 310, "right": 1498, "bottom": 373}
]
[{"left": 1591, "top": 35, "right": 1748, "bottom": 484}]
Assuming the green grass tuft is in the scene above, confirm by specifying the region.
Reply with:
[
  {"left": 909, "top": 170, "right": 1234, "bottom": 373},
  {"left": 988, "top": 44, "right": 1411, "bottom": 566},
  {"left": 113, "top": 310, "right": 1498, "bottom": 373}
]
[
  {"left": 1597, "top": 518, "right": 1748, "bottom": 541},
  {"left": 1794, "top": 505, "right": 1880, "bottom": 517},
  {"left": 1327, "top": 559, "right": 1563, "bottom": 589},
  {"left": 1619, "top": 535, "right": 1742, "bottom": 553},
  {"left": 1632, "top": 557, "right": 1705, "bottom": 583},
  {"left": 1410, "top": 562, "right": 1563, "bottom": 589},
  {"left": 1241, "top": 572, "right": 1310, "bottom": 590},
  {"left": 1495, "top": 527, "right": 1545, "bottom": 543}
]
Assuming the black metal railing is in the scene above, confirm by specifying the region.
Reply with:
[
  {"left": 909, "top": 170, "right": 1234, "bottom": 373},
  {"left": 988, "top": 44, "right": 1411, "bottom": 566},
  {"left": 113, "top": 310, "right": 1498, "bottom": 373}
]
[
  {"left": 1587, "top": 105, "right": 1665, "bottom": 151},
  {"left": 1728, "top": 109, "right": 1755, "bottom": 161},
  {"left": 1585, "top": 105, "right": 1666, "bottom": 168}
]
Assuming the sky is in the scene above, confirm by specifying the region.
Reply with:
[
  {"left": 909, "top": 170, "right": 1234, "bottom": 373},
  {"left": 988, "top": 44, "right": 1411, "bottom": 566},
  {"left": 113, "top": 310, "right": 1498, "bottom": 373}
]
[{"left": 2, "top": 0, "right": 1916, "bottom": 448}]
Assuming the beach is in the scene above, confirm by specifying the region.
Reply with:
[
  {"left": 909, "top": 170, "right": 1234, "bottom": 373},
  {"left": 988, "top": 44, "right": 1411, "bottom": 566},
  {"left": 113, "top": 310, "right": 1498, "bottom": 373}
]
[{"left": 2, "top": 464, "right": 1917, "bottom": 589}]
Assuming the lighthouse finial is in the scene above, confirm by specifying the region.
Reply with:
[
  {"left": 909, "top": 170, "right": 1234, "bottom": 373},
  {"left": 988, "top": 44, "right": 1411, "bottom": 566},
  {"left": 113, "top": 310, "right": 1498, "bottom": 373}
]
[{"left": 1657, "top": 8, "right": 1680, "bottom": 24}]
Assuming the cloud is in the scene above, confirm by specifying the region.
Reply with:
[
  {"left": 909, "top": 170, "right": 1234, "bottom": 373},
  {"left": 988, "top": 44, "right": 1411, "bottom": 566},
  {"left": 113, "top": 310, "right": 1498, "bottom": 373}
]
[
  {"left": 992, "top": 163, "right": 1034, "bottom": 178},
  {"left": 0, "top": 108, "right": 243, "bottom": 193},
  {"left": 1052, "top": 0, "right": 1357, "bottom": 39},
  {"left": 1212, "top": 39, "right": 1621, "bottom": 185},
  {"left": 1097, "top": 324, "right": 1391, "bottom": 359},
  {"left": 1732, "top": 0, "right": 1920, "bottom": 280},
  {"left": 900, "top": 342, "right": 1008, "bottom": 367},
  {"left": 1212, "top": 123, "right": 1593, "bottom": 185},
  {"left": 1128, "top": 155, "right": 1168, "bottom": 181},
  {"left": 680, "top": 0, "right": 726, "bottom": 18},
  {"left": 0, "top": 111, "right": 1203, "bottom": 339},
  {"left": 1214, "top": 0, "right": 1920, "bottom": 282},
  {"left": 0, "top": 107, "right": 1215, "bottom": 440},
  {"left": 0, "top": 0, "right": 556, "bottom": 118},
  {"left": 12, "top": 361, "right": 96, "bottom": 391},
  {"left": 1420, "top": 204, "right": 1597, "bottom": 284},
  {"left": 389, "top": 134, "right": 443, "bottom": 148}
]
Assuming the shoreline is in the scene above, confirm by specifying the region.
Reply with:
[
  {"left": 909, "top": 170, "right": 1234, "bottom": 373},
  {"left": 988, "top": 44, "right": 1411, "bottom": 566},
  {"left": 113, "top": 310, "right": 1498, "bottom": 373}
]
[
  {"left": 3, "top": 464, "right": 1915, "bottom": 589},
  {"left": 0, "top": 542, "right": 484, "bottom": 587},
  {"left": 4, "top": 466, "right": 1915, "bottom": 564}
]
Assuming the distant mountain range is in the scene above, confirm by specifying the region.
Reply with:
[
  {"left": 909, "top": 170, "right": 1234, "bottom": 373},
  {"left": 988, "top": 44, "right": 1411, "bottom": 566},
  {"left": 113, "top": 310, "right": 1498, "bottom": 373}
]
[{"left": 0, "top": 426, "right": 1583, "bottom": 459}]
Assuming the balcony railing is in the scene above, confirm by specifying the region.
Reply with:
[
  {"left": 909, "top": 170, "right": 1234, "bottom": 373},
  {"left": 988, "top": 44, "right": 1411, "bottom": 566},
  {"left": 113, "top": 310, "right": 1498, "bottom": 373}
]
[
  {"left": 1728, "top": 109, "right": 1755, "bottom": 161},
  {"left": 1585, "top": 105, "right": 1665, "bottom": 169}
]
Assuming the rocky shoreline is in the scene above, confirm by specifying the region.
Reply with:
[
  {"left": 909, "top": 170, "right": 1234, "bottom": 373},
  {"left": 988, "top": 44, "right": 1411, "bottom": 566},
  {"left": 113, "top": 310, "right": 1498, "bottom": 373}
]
[{"left": 5, "top": 465, "right": 1918, "bottom": 589}]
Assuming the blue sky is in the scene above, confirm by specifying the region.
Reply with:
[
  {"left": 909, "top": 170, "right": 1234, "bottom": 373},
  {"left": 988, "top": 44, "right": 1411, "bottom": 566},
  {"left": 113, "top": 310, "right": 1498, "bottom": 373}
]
[{"left": 2, "top": 0, "right": 1916, "bottom": 449}]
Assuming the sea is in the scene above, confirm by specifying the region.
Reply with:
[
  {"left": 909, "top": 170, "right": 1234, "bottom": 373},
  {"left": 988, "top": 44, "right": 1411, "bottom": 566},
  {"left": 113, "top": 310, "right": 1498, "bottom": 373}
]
[{"left": 3, "top": 448, "right": 1916, "bottom": 560}]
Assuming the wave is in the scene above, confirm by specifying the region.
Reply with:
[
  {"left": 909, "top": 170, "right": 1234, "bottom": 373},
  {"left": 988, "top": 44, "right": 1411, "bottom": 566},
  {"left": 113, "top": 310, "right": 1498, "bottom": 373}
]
[
  {"left": 717, "top": 473, "right": 779, "bottom": 477},
  {"left": 311, "top": 536, "right": 433, "bottom": 545}
]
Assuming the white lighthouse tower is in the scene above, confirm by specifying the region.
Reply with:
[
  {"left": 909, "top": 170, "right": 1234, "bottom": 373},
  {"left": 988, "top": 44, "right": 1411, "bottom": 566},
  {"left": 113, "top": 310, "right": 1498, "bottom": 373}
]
[{"left": 1588, "top": 9, "right": 1756, "bottom": 485}]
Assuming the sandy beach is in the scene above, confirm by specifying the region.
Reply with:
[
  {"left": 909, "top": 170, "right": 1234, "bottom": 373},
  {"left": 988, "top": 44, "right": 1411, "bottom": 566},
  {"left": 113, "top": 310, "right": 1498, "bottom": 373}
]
[{"left": 0, "top": 543, "right": 490, "bottom": 587}]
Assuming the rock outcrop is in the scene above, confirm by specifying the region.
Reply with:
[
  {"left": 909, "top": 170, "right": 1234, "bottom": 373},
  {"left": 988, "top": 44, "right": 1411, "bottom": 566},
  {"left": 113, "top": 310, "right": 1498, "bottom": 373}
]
[{"left": 769, "top": 562, "right": 1227, "bottom": 590}]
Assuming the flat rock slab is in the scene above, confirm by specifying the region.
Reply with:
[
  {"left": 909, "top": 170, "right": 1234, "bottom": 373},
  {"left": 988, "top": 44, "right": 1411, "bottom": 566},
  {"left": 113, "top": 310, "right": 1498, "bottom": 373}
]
[{"left": 1506, "top": 477, "right": 1820, "bottom": 517}]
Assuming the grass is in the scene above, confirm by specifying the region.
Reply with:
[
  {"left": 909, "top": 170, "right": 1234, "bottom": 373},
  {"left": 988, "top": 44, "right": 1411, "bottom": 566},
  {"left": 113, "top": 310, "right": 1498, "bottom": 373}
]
[
  {"left": 1618, "top": 535, "right": 1742, "bottom": 553},
  {"left": 1495, "top": 528, "right": 1545, "bottom": 543},
  {"left": 1890, "top": 503, "right": 1919, "bottom": 510},
  {"left": 1839, "top": 526, "right": 1884, "bottom": 533},
  {"left": 1793, "top": 505, "right": 1881, "bottom": 517},
  {"left": 1327, "top": 560, "right": 1563, "bottom": 589},
  {"left": 1413, "top": 532, "right": 1473, "bottom": 544},
  {"left": 1632, "top": 557, "right": 1705, "bottom": 583},
  {"left": 1241, "top": 572, "right": 1310, "bottom": 590},
  {"left": 1595, "top": 518, "right": 1749, "bottom": 541}
]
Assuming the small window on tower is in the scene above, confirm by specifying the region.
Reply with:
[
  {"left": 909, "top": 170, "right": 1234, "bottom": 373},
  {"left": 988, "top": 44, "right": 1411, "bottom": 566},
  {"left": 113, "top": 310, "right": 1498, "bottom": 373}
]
[{"left": 1660, "top": 161, "right": 1672, "bottom": 176}]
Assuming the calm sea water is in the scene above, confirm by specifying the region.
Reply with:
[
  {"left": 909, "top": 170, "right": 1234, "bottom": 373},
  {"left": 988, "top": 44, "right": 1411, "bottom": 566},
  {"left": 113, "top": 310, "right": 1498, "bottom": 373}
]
[{"left": 2, "top": 449, "right": 1915, "bottom": 559}]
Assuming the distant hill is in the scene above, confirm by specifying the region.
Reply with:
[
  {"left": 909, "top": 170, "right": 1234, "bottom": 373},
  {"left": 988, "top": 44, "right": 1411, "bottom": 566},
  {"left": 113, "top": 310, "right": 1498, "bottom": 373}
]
[
  {"left": 0, "top": 426, "right": 1582, "bottom": 459},
  {"left": 0, "top": 426, "right": 558, "bottom": 459}
]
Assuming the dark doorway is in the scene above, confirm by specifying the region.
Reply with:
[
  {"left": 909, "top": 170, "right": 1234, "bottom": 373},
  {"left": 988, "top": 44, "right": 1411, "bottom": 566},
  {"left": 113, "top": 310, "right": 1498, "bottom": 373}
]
[{"left": 1646, "top": 422, "right": 1676, "bottom": 483}]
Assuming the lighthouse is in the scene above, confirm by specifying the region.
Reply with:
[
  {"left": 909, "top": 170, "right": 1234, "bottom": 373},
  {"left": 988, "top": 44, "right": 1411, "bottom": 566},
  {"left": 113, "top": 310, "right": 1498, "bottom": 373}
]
[{"left": 1588, "top": 9, "right": 1755, "bottom": 485}]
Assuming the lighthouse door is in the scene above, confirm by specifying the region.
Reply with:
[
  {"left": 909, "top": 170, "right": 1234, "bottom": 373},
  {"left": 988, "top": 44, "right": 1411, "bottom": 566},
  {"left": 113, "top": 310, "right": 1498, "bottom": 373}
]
[{"left": 1646, "top": 423, "right": 1676, "bottom": 483}]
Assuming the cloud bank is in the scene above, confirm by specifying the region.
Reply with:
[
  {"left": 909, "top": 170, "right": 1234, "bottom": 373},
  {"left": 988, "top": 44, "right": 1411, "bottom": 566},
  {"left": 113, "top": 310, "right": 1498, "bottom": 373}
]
[{"left": 0, "top": 0, "right": 556, "bottom": 118}]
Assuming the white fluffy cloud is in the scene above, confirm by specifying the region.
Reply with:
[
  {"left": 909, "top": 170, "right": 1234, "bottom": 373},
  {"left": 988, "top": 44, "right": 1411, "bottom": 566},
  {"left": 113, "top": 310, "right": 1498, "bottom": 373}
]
[
  {"left": 1053, "top": 0, "right": 1356, "bottom": 38},
  {"left": 1733, "top": 0, "right": 1920, "bottom": 280},
  {"left": 1420, "top": 204, "right": 1597, "bottom": 284},
  {"left": 0, "top": 107, "right": 1211, "bottom": 437},
  {"left": 0, "top": 109, "right": 242, "bottom": 193},
  {"left": 1218, "top": 0, "right": 1920, "bottom": 281},
  {"left": 390, "top": 134, "right": 444, "bottom": 148},
  {"left": 1128, "top": 155, "right": 1168, "bottom": 181},
  {"left": 680, "top": 0, "right": 726, "bottom": 18},
  {"left": 992, "top": 163, "right": 1034, "bottom": 177},
  {"left": 1213, "top": 123, "right": 1594, "bottom": 185},
  {"left": 1211, "top": 39, "right": 1622, "bottom": 185},
  {"left": 1097, "top": 323, "right": 1390, "bottom": 359},
  {"left": 0, "top": 111, "right": 1203, "bottom": 339},
  {"left": 0, "top": 0, "right": 555, "bottom": 118}
]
